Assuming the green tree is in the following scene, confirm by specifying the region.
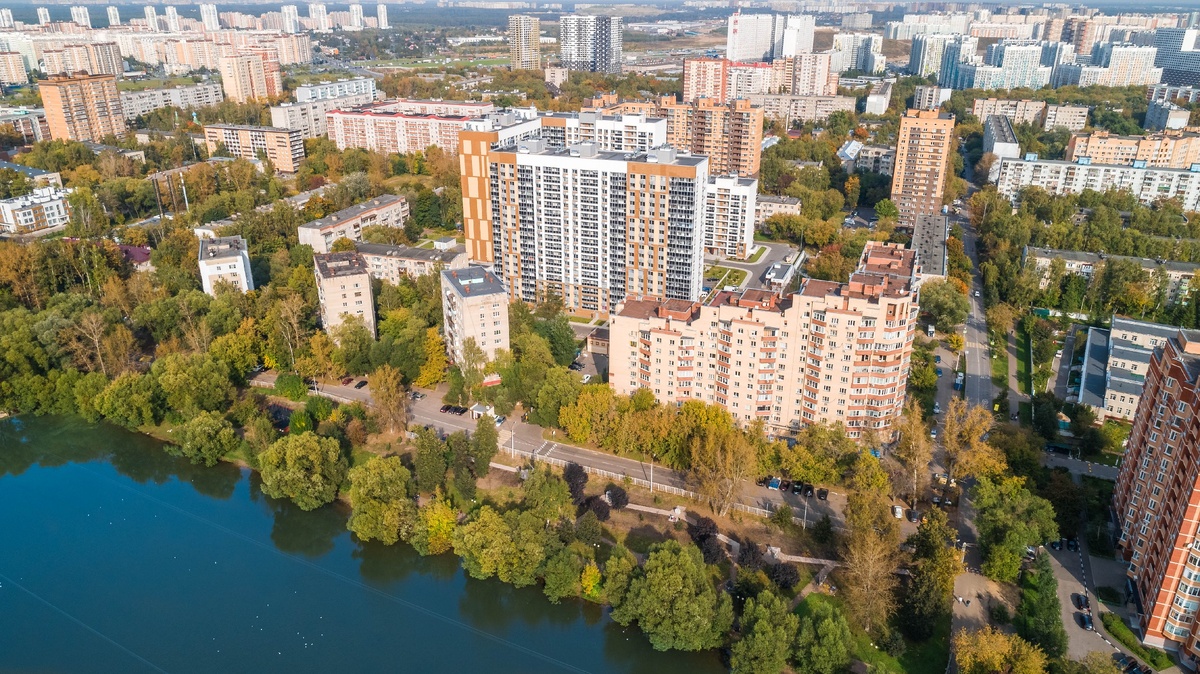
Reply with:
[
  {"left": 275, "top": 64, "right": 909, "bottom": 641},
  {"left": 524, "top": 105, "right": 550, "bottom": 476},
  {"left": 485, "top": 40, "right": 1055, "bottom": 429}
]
[
  {"left": 471, "top": 414, "right": 499, "bottom": 477},
  {"left": 953, "top": 626, "right": 1046, "bottom": 674},
  {"left": 500, "top": 509, "right": 555, "bottom": 587},
  {"left": 543, "top": 547, "right": 584, "bottom": 603},
  {"left": 730, "top": 590, "right": 799, "bottom": 674},
  {"left": 522, "top": 465, "right": 573, "bottom": 522},
  {"left": 169, "top": 410, "right": 240, "bottom": 467},
  {"left": 369, "top": 363, "right": 408, "bottom": 433},
  {"left": 603, "top": 545, "right": 637, "bottom": 607},
  {"left": 793, "top": 599, "right": 853, "bottom": 674},
  {"left": 152, "top": 352, "right": 234, "bottom": 418},
  {"left": 452, "top": 505, "right": 513, "bottom": 579},
  {"left": 413, "top": 427, "right": 448, "bottom": 493},
  {"left": 874, "top": 198, "right": 899, "bottom": 220},
  {"left": 612, "top": 540, "right": 734, "bottom": 652},
  {"left": 921, "top": 279, "right": 971, "bottom": 332},
  {"left": 411, "top": 492, "right": 457, "bottom": 556},
  {"left": 347, "top": 456, "right": 416, "bottom": 545},
  {"left": 94, "top": 371, "right": 160, "bottom": 429},
  {"left": 258, "top": 433, "right": 348, "bottom": 511},
  {"left": 532, "top": 366, "right": 582, "bottom": 427},
  {"left": 689, "top": 414, "right": 757, "bottom": 517},
  {"left": 1014, "top": 553, "right": 1068, "bottom": 659},
  {"left": 974, "top": 476, "right": 1059, "bottom": 583},
  {"left": 902, "top": 509, "right": 962, "bottom": 640}
]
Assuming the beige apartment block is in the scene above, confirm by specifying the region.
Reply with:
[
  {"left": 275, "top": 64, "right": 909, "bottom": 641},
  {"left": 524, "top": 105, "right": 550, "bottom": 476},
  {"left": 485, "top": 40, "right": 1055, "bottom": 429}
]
[
  {"left": 356, "top": 242, "right": 467, "bottom": 285},
  {"left": 297, "top": 194, "right": 410, "bottom": 254},
  {"left": 609, "top": 241, "right": 919, "bottom": 439},
  {"left": 441, "top": 266, "right": 510, "bottom": 364},
  {"left": 891, "top": 109, "right": 955, "bottom": 229},
  {"left": 203, "top": 124, "right": 304, "bottom": 173},
  {"left": 39, "top": 73, "right": 125, "bottom": 142},
  {"left": 219, "top": 54, "right": 278, "bottom": 102},
  {"left": 0, "top": 52, "right": 27, "bottom": 86},
  {"left": 682, "top": 58, "right": 728, "bottom": 103},
  {"left": 314, "top": 251, "right": 376, "bottom": 339},
  {"left": 971, "top": 98, "right": 1047, "bottom": 126},
  {"left": 1065, "top": 131, "right": 1200, "bottom": 169},
  {"left": 508, "top": 15, "right": 541, "bottom": 70}
]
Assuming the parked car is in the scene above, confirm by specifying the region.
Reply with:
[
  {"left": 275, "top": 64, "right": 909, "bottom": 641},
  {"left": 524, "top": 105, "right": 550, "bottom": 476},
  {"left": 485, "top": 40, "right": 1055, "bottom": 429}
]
[
  {"left": 930, "top": 428, "right": 938, "bottom": 439},
  {"left": 440, "top": 404, "right": 452, "bottom": 413},
  {"left": 933, "top": 495, "right": 942, "bottom": 505},
  {"left": 816, "top": 488, "right": 829, "bottom": 501},
  {"left": 409, "top": 391, "right": 426, "bottom": 400},
  {"left": 569, "top": 362, "right": 585, "bottom": 371},
  {"left": 906, "top": 510, "right": 920, "bottom": 523},
  {"left": 974, "top": 290, "right": 980, "bottom": 297},
  {"left": 803, "top": 484, "right": 814, "bottom": 498},
  {"left": 892, "top": 505, "right": 904, "bottom": 519},
  {"left": 934, "top": 355, "right": 941, "bottom": 364},
  {"left": 453, "top": 406, "right": 468, "bottom": 416},
  {"left": 933, "top": 402, "right": 941, "bottom": 415},
  {"left": 581, "top": 374, "right": 592, "bottom": 384},
  {"left": 354, "top": 380, "right": 368, "bottom": 389},
  {"left": 767, "top": 477, "right": 781, "bottom": 491},
  {"left": 1050, "top": 539, "right": 1063, "bottom": 551},
  {"left": 1073, "top": 594, "right": 1090, "bottom": 612},
  {"left": 791, "top": 482, "right": 803, "bottom": 495},
  {"left": 1067, "top": 538, "right": 1079, "bottom": 552},
  {"left": 935, "top": 368, "right": 943, "bottom": 377},
  {"left": 494, "top": 415, "right": 506, "bottom": 427},
  {"left": 1078, "top": 613, "right": 1094, "bottom": 630},
  {"left": 341, "top": 377, "right": 354, "bottom": 386},
  {"left": 756, "top": 476, "right": 770, "bottom": 487},
  {"left": 779, "top": 479, "right": 792, "bottom": 493}
]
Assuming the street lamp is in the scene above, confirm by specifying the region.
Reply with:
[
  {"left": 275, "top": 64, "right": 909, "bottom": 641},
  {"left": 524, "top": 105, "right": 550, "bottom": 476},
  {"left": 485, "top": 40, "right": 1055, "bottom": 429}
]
[{"left": 648, "top": 453, "right": 657, "bottom": 494}]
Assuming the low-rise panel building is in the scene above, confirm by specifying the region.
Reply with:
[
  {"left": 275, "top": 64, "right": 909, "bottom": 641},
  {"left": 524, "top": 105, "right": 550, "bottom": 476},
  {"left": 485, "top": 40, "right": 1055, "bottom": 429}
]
[
  {"left": 314, "top": 251, "right": 376, "bottom": 338},
  {"left": 198, "top": 235, "right": 254, "bottom": 295},
  {"left": 996, "top": 157, "right": 1200, "bottom": 212},
  {"left": 0, "top": 186, "right": 71, "bottom": 234},
  {"left": 269, "top": 91, "right": 375, "bottom": 138},
  {"left": 203, "top": 124, "right": 305, "bottom": 173},
  {"left": 755, "top": 195, "right": 803, "bottom": 226},
  {"left": 1024, "top": 246, "right": 1198, "bottom": 304},
  {"left": 297, "top": 194, "right": 410, "bottom": 254},
  {"left": 355, "top": 242, "right": 467, "bottom": 284}
]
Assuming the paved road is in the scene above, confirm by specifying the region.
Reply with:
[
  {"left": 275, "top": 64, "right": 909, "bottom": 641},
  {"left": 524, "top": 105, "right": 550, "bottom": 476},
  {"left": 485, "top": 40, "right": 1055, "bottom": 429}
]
[
  {"left": 249, "top": 371, "right": 861, "bottom": 531},
  {"left": 709, "top": 241, "right": 798, "bottom": 289},
  {"left": 1044, "top": 452, "right": 1120, "bottom": 480}
]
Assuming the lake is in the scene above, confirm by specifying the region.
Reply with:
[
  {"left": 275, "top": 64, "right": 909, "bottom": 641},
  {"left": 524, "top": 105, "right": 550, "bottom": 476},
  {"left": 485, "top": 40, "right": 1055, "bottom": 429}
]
[{"left": 0, "top": 415, "right": 725, "bottom": 674}]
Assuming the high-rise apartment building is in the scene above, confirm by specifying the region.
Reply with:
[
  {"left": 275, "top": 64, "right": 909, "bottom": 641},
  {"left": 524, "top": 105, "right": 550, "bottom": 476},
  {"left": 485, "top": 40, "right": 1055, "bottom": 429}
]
[
  {"left": 314, "top": 252, "right": 376, "bottom": 338},
  {"left": 938, "top": 35, "right": 978, "bottom": 88},
  {"left": 609, "top": 241, "right": 919, "bottom": 438},
  {"left": 106, "top": 6, "right": 120, "bottom": 27},
  {"left": 704, "top": 175, "right": 757, "bottom": 260},
  {"left": 831, "top": 32, "right": 886, "bottom": 73},
  {"left": 1113, "top": 328, "right": 1200, "bottom": 655},
  {"left": 121, "top": 83, "right": 225, "bottom": 120},
  {"left": 219, "top": 54, "right": 279, "bottom": 102},
  {"left": 952, "top": 40, "right": 1052, "bottom": 90},
  {"left": 308, "top": 3, "right": 330, "bottom": 32},
  {"left": 441, "top": 267, "right": 510, "bottom": 364},
  {"left": 281, "top": 5, "right": 300, "bottom": 33},
  {"left": 42, "top": 43, "right": 123, "bottom": 78},
  {"left": 1065, "top": 131, "right": 1200, "bottom": 169},
  {"left": 327, "top": 101, "right": 484, "bottom": 154},
  {"left": 913, "top": 85, "right": 947, "bottom": 111},
  {"left": 508, "top": 15, "right": 541, "bottom": 70},
  {"left": 198, "top": 236, "right": 254, "bottom": 296},
  {"left": 70, "top": 6, "right": 91, "bottom": 29},
  {"left": 377, "top": 4, "right": 389, "bottom": 30},
  {"left": 37, "top": 7, "right": 50, "bottom": 26},
  {"left": 0, "top": 53, "right": 28, "bottom": 86},
  {"left": 726, "top": 13, "right": 814, "bottom": 62},
  {"left": 1154, "top": 28, "right": 1200, "bottom": 86},
  {"left": 200, "top": 4, "right": 219, "bottom": 31},
  {"left": 910, "top": 33, "right": 953, "bottom": 78},
  {"left": 460, "top": 132, "right": 708, "bottom": 318},
  {"left": 144, "top": 7, "right": 158, "bottom": 31},
  {"left": 891, "top": 109, "right": 955, "bottom": 229},
  {"left": 39, "top": 74, "right": 125, "bottom": 142},
  {"left": 682, "top": 58, "right": 729, "bottom": 103},
  {"left": 1055, "top": 44, "right": 1162, "bottom": 87},
  {"left": 165, "top": 7, "right": 181, "bottom": 32},
  {"left": 271, "top": 90, "right": 376, "bottom": 138},
  {"left": 1147, "top": 102, "right": 1192, "bottom": 132},
  {"left": 559, "top": 15, "right": 622, "bottom": 74},
  {"left": 790, "top": 52, "right": 839, "bottom": 96},
  {"left": 203, "top": 124, "right": 305, "bottom": 173},
  {"left": 349, "top": 4, "right": 364, "bottom": 30}
]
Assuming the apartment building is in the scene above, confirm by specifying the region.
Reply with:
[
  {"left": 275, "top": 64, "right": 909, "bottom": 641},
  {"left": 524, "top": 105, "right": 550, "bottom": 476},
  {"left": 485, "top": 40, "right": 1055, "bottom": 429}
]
[
  {"left": 294, "top": 77, "right": 376, "bottom": 102},
  {"left": 983, "top": 115, "right": 1021, "bottom": 179},
  {"left": 1054, "top": 43, "right": 1162, "bottom": 88},
  {"left": 951, "top": 40, "right": 1052, "bottom": 90},
  {"left": 891, "top": 109, "right": 955, "bottom": 229},
  {"left": 912, "top": 85, "right": 948, "bottom": 111},
  {"left": 704, "top": 175, "right": 757, "bottom": 260},
  {"left": 120, "top": 82, "right": 224, "bottom": 121},
  {"left": 1112, "top": 328, "right": 1200, "bottom": 657},
  {"left": 856, "top": 145, "right": 897, "bottom": 175},
  {"left": 356, "top": 242, "right": 467, "bottom": 285},
  {"left": 314, "top": 252, "right": 376, "bottom": 338},
  {"left": 682, "top": 58, "right": 728, "bottom": 103},
  {"left": 463, "top": 138, "right": 708, "bottom": 318},
  {"left": 1146, "top": 102, "right": 1192, "bottom": 132},
  {"left": 609, "top": 241, "right": 919, "bottom": 439},
  {"left": 327, "top": 103, "right": 479, "bottom": 154},
  {"left": 747, "top": 94, "right": 857, "bottom": 126},
  {"left": 996, "top": 158, "right": 1200, "bottom": 211},
  {"left": 0, "top": 52, "right": 27, "bottom": 86},
  {"left": 910, "top": 33, "right": 954, "bottom": 78},
  {"left": 831, "top": 32, "right": 886, "bottom": 74},
  {"left": 972, "top": 98, "right": 1046, "bottom": 126},
  {"left": 864, "top": 81, "right": 892, "bottom": 115},
  {"left": 559, "top": 15, "right": 622, "bottom": 74},
  {"left": 1024, "top": 246, "right": 1198, "bottom": 305},
  {"left": 789, "top": 52, "right": 840, "bottom": 97},
  {"left": 1078, "top": 316, "right": 1180, "bottom": 423},
  {"left": 219, "top": 54, "right": 279, "bottom": 102},
  {"left": 441, "top": 267, "right": 510, "bottom": 364},
  {"left": 1154, "top": 28, "right": 1200, "bottom": 87},
  {"left": 41, "top": 43, "right": 122, "bottom": 78},
  {"left": 198, "top": 235, "right": 254, "bottom": 296},
  {"left": 1149, "top": 84, "right": 1200, "bottom": 105},
  {"left": 508, "top": 15, "right": 540, "bottom": 70},
  {"left": 1066, "top": 131, "right": 1200, "bottom": 169},
  {"left": 911, "top": 214, "right": 948, "bottom": 279},
  {"left": 1043, "top": 104, "right": 1091, "bottom": 132},
  {"left": 0, "top": 108, "right": 49, "bottom": 144},
  {"left": 270, "top": 90, "right": 375, "bottom": 138},
  {"left": 204, "top": 124, "right": 304, "bottom": 173},
  {"left": 297, "top": 194, "right": 410, "bottom": 254},
  {"left": 755, "top": 195, "right": 802, "bottom": 226},
  {"left": 0, "top": 186, "right": 71, "bottom": 234},
  {"left": 726, "top": 13, "right": 814, "bottom": 63},
  {"left": 39, "top": 73, "right": 125, "bottom": 142}
]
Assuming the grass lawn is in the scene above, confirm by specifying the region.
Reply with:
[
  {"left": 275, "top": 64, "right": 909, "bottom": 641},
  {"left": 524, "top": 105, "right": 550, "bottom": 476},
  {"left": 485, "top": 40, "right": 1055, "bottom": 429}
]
[
  {"left": 744, "top": 246, "right": 768, "bottom": 264},
  {"left": 706, "top": 266, "right": 748, "bottom": 288},
  {"left": 1019, "top": 401, "right": 1033, "bottom": 426},
  {"left": 794, "top": 594, "right": 950, "bottom": 674},
  {"left": 567, "top": 316, "right": 594, "bottom": 324},
  {"left": 1015, "top": 323, "right": 1032, "bottom": 396},
  {"left": 990, "top": 335, "right": 1009, "bottom": 391}
]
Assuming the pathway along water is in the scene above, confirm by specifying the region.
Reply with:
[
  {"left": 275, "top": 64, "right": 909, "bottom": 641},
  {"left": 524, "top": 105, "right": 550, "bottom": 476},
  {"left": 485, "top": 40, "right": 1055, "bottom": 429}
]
[{"left": 0, "top": 415, "right": 725, "bottom": 674}]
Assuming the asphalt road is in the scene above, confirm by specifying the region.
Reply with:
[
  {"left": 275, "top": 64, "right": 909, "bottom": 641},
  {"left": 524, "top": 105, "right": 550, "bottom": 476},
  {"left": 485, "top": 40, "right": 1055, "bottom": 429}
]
[{"left": 711, "top": 241, "right": 798, "bottom": 289}]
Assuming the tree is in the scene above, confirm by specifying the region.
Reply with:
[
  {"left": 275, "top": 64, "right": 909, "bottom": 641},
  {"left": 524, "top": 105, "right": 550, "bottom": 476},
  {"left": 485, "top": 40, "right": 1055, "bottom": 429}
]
[
  {"left": 452, "top": 505, "right": 513, "bottom": 579},
  {"left": 414, "top": 328, "right": 447, "bottom": 387},
  {"left": 730, "top": 590, "right": 799, "bottom": 674},
  {"left": 543, "top": 547, "right": 584, "bottom": 603},
  {"left": 152, "top": 352, "right": 233, "bottom": 418},
  {"left": 411, "top": 492, "right": 457, "bottom": 556},
  {"left": 522, "top": 465, "right": 573, "bottom": 522},
  {"left": 94, "top": 371, "right": 160, "bottom": 429},
  {"left": 563, "top": 462, "right": 589, "bottom": 504},
  {"left": 347, "top": 456, "right": 416, "bottom": 545},
  {"left": 606, "top": 483, "right": 629, "bottom": 510},
  {"left": 258, "top": 433, "right": 348, "bottom": 511},
  {"left": 974, "top": 476, "right": 1059, "bottom": 583},
  {"left": 874, "top": 198, "right": 899, "bottom": 220},
  {"left": 902, "top": 508, "right": 962, "bottom": 640},
  {"left": 413, "top": 428, "right": 448, "bottom": 493},
  {"left": 603, "top": 545, "right": 637, "bottom": 607},
  {"left": 470, "top": 415, "right": 499, "bottom": 477},
  {"left": 689, "top": 416, "right": 756, "bottom": 517},
  {"left": 942, "top": 397, "right": 1004, "bottom": 481},
  {"left": 953, "top": 626, "right": 1046, "bottom": 674},
  {"left": 369, "top": 363, "right": 408, "bottom": 433},
  {"left": 893, "top": 400, "right": 934, "bottom": 505},
  {"left": 1014, "top": 553, "right": 1068, "bottom": 659},
  {"left": 793, "top": 599, "right": 853, "bottom": 674},
  {"left": 169, "top": 411, "right": 240, "bottom": 467},
  {"left": 575, "top": 510, "right": 602, "bottom": 546},
  {"left": 841, "top": 526, "right": 897, "bottom": 634},
  {"left": 921, "top": 279, "right": 970, "bottom": 332},
  {"left": 612, "top": 540, "right": 734, "bottom": 652},
  {"left": 765, "top": 563, "right": 801, "bottom": 590}
]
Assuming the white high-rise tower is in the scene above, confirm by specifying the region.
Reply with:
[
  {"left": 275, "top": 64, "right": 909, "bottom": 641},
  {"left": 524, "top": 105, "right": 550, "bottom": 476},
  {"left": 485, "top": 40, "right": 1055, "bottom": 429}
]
[
  {"left": 107, "top": 6, "right": 120, "bottom": 26},
  {"left": 308, "top": 3, "right": 329, "bottom": 32},
  {"left": 200, "top": 4, "right": 219, "bottom": 31},
  {"left": 144, "top": 7, "right": 159, "bottom": 31},
  {"left": 377, "top": 4, "right": 389, "bottom": 29},
  {"left": 70, "top": 6, "right": 91, "bottom": 28},
  {"left": 165, "top": 6, "right": 181, "bottom": 32},
  {"left": 349, "top": 4, "right": 364, "bottom": 30},
  {"left": 281, "top": 5, "right": 299, "bottom": 33},
  {"left": 37, "top": 7, "right": 50, "bottom": 25}
]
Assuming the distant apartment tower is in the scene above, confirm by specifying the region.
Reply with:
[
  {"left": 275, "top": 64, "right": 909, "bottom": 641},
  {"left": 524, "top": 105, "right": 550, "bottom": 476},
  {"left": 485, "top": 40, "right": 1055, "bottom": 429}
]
[
  {"left": 377, "top": 4, "right": 388, "bottom": 30},
  {"left": 1154, "top": 28, "right": 1200, "bottom": 86},
  {"left": 297, "top": 194, "right": 411, "bottom": 254},
  {"left": 165, "top": 7, "right": 181, "bottom": 32},
  {"left": 831, "top": 32, "right": 885, "bottom": 73},
  {"left": 1112, "top": 328, "right": 1200, "bottom": 653},
  {"left": 704, "top": 175, "right": 757, "bottom": 260},
  {"left": 1147, "top": 101, "right": 1192, "bottom": 132},
  {"left": 295, "top": 77, "right": 376, "bottom": 102},
  {"left": 441, "top": 267, "right": 510, "bottom": 364},
  {"left": 198, "top": 236, "right": 254, "bottom": 296},
  {"left": 281, "top": 5, "right": 300, "bottom": 33},
  {"left": 726, "top": 13, "right": 814, "bottom": 62},
  {"left": 913, "top": 85, "right": 947, "bottom": 110},
  {"left": 682, "top": 58, "right": 728, "bottom": 103},
  {"left": 314, "top": 252, "right": 376, "bottom": 338},
  {"left": 70, "top": 6, "right": 91, "bottom": 28},
  {"left": 308, "top": 3, "right": 330, "bottom": 32},
  {"left": 200, "top": 4, "right": 219, "bottom": 31},
  {"left": 609, "top": 241, "right": 919, "bottom": 438},
  {"left": 910, "top": 33, "right": 953, "bottom": 78},
  {"left": 508, "top": 15, "right": 541, "bottom": 70},
  {"left": 891, "top": 109, "right": 955, "bottom": 229},
  {"left": 40, "top": 74, "right": 125, "bottom": 142},
  {"left": 42, "top": 43, "right": 123, "bottom": 78},
  {"left": 790, "top": 52, "right": 840, "bottom": 96},
  {"left": 203, "top": 125, "right": 305, "bottom": 173},
  {"left": 0, "top": 53, "right": 28, "bottom": 86},
  {"left": 1055, "top": 44, "right": 1162, "bottom": 88},
  {"left": 559, "top": 15, "right": 622, "bottom": 74},
  {"left": 349, "top": 4, "right": 364, "bottom": 30},
  {"left": 37, "top": 7, "right": 50, "bottom": 26},
  {"left": 219, "top": 54, "right": 280, "bottom": 102},
  {"left": 270, "top": 90, "right": 375, "bottom": 138},
  {"left": 106, "top": 6, "right": 120, "bottom": 27},
  {"left": 144, "top": 7, "right": 158, "bottom": 31}
]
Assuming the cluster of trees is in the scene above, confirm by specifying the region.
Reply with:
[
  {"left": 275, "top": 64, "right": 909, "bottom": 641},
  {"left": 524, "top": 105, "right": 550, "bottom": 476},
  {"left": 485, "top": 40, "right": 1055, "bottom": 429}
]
[{"left": 973, "top": 475, "right": 1059, "bottom": 583}]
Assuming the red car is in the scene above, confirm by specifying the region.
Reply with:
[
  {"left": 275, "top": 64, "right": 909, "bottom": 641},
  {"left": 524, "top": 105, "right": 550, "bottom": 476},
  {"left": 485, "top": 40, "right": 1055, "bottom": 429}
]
[{"left": 341, "top": 377, "right": 354, "bottom": 386}]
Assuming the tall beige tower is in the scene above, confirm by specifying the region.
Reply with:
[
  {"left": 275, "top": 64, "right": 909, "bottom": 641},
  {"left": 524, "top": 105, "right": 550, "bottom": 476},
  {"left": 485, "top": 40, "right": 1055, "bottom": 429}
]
[
  {"left": 891, "top": 109, "right": 955, "bottom": 229},
  {"left": 39, "top": 73, "right": 125, "bottom": 141},
  {"left": 219, "top": 55, "right": 269, "bottom": 103},
  {"left": 508, "top": 15, "right": 541, "bottom": 70}
]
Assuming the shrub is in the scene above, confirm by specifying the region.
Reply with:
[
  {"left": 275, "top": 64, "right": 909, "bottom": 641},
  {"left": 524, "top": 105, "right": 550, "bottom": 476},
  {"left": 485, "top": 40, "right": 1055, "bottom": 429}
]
[
  {"left": 586, "top": 496, "right": 611, "bottom": 522},
  {"left": 766, "top": 562, "right": 801, "bottom": 590},
  {"left": 990, "top": 604, "right": 1011, "bottom": 624},
  {"left": 274, "top": 373, "right": 307, "bottom": 401},
  {"left": 738, "top": 540, "right": 765, "bottom": 571},
  {"left": 605, "top": 483, "right": 629, "bottom": 509},
  {"left": 699, "top": 535, "right": 725, "bottom": 565},
  {"left": 305, "top": 395, "right": 334, "bottom": 421},
  {"left": 1101, "top": 612, "right": 1173, "bottom": 670},
  {"left": 770, "top": 505, "right": 795, "bottom": 530},
  {"left": 688, "top": 516, "right": 717, "bottom": 543}
]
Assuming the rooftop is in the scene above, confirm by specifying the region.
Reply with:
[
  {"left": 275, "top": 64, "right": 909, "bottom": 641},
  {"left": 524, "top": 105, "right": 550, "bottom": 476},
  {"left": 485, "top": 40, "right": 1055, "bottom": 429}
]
[
  {"left": 204, "top": 124, "right": 297, "bottom": 134},
  {"left": 355, "top": 242, "right": 462, "bottom": 263},
  {"left": 1079, "top": 327, "right": 1110, "bottom": 410},
  {"left": 984, "top": 114, "right": 1018, "bottom": 145},
  {"left": 1026, "top": 246, "right": 1200, "bottom": 274},
  {"left": 1112, "top": 315, "right": 1185, "bottom": 340},
  {"left": 199, "top": 235, "right": 248, "bottom": 261},
  {"left": 300, "top": 194, "right": 407, "bottom": 231},
  {"left": 441, "top": 266, "right": 506, "bottom": 297},
  {"left": 911, "top": 214, "right": 948, "bottom": 278},
  {"left": 314, "top": 251, "right": 369, "bottom": 278},
  {"left": 0, "top": 160, "right": 49, "bottom": 178}
]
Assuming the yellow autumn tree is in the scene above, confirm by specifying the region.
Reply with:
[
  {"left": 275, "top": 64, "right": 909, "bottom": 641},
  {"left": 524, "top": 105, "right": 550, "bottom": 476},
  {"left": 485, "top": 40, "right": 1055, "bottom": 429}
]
[{"left": 415, "top": 328, "right": 447, "bottom": 387}]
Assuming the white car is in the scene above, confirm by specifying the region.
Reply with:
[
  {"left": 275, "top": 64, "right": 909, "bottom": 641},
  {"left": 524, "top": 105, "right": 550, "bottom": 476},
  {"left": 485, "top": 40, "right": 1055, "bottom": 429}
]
[
  {"left": 933, "top": 403, "right": 941, "bottom": 415},
  {"left": 974, "top": 290, "right": 980, "bottom": 297},
  {"left": 581, "top": 374, "right": 592, "bottom": 384},
  {"left": 931, "top": 428, "right": 938, "bottom": 439},
  {"left": 892, "top": 505, "right": 904, "bottom": 519}
]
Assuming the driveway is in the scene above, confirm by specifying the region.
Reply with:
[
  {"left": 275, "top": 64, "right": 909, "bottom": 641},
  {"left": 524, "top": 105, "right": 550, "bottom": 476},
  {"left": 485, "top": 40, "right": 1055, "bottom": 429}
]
[
  {"left": 708, "top": 241, "right": 798, "bottom": 289},
  {"left": 1047, "top": 543, "right": 1113, "bottom": 660}
]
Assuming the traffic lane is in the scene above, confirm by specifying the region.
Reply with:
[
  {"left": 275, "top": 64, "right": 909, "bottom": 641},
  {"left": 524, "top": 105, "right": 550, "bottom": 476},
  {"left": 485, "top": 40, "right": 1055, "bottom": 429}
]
[{"left": 1046, "top": 545, "right": 1110, "bottom": 660}]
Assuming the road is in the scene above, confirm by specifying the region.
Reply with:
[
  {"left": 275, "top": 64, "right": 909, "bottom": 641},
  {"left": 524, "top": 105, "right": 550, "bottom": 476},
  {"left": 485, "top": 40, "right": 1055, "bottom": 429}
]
[
  {"left": 248, "top": 372, "right": 858, "bottom": 531},
  {"left": 708, "top": 241, "right": 798, "bottom": 289}
]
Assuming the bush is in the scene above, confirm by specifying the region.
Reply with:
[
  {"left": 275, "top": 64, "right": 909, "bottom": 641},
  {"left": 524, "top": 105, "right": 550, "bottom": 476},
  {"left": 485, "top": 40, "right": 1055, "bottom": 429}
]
[
  {"left": 688, "top": 516, "right": 718, "bottom": 544},
  {"left": 769, "top": 505, "right": 795, "bottom": 530},
  {"left": 305, "top": 395, "right": 334, "bottom": 421},
  {"left": 699, "top": 535, "right": 725, "bottom": 565},
  {"left": 586, "top": 496, "right": 611, "bottom": 522},
  {"left": 605, "top": 483, "right": 629, "bottom": 509},
  {"left": 812, "top": 514, "right": 835, "bottom": 546},
  {"left": 1101, "top": 612, "right": 1173, "bottom": 670},
  {"left": 738, "top": 541, "right": 765, "bottom": 570},
  {"left": 990, "top": 604, "right": 1011, "bottom": 624},
  {"left": 766, "top": 562, "right": 801, "bottom": 590},
  {"left": 880, "top": 629, "right": 906, "bottom": 658},
  {"left": 1095, "top": 586, "right": 1121, "bottom": 604},
  {"left": 274, "top": 373, "right": 307, "bottom": 401},
  {"left": 563, "top": 462, "right": 588, "bottom": 504}
]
